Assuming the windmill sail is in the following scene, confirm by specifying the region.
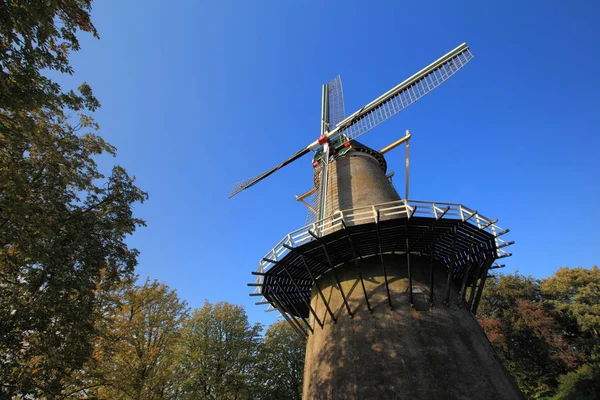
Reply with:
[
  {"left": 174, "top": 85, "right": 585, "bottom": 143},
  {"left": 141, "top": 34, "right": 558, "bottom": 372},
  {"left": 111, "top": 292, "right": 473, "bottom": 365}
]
[
  {"left": 327, "top": 75, "right": 346, "bottom": 130},
  {"left": 229, "top": 43, "right": 473, "bottom": 198},
  {"left": 327, "top": 44, "right": 473, "bottom": 143},
  {"left": 229, "top": 147, "right": 311, "bottom": 198}
]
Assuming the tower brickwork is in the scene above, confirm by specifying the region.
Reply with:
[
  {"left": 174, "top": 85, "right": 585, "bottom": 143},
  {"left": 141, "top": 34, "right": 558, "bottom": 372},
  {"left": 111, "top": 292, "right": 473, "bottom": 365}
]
[
  {"left": 322, "top": 149, "right": 400, "bottom": 219},
  {"left": 302, "top": 254, "right": 521, "bottom": 399},
  {"left": 298, "top": 143, "right": 523, "bottom": 399}
]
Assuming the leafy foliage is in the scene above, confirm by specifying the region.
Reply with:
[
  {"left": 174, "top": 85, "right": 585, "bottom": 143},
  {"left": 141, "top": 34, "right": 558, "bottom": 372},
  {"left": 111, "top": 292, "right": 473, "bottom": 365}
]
[
  {"left": 85, "top": 279, "right": 189, "bottom": 400},
  {"left": 0, "top": 1, "right": 147, "bottom": 397},
  {"left": 177, "top": 301, "right": 262, "bottom": 400},
  {"left": 552, "top": 363, "right": 600, "bottom": 400},
  {"left": 479, "top": 267, "right": 600, "bottom": 399},
  {"left": 77, "top": 298, "right": 306, "bottom": 400},
  {"left": 542, "top": 266, "right": 600, "bottom": 338},
  {"left": 255, "top": 321, "right": 305, "bottom": 400},
  {"left": 0, "top": 0, "right": 98, "bottom": 111}
]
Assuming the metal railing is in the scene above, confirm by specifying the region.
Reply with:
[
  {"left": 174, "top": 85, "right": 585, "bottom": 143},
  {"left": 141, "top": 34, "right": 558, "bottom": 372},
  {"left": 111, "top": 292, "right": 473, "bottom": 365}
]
[{"left": 252, "top": 199, "right": 512, "bottom": 303}]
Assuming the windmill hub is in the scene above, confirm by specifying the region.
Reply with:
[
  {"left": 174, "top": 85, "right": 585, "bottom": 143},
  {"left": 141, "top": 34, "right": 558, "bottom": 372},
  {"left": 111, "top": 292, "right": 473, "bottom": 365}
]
[{"left": 317, "top": 134, "right": 330, "bottom": 145}]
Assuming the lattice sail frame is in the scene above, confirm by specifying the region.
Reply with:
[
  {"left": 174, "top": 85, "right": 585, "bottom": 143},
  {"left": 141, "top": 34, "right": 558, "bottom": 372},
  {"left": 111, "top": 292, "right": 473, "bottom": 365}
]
[
  {"left": 327, "top": 75, "right": 346, "bottom": 131},
  {"left": 338, "top": 48, "right": 473, "bottom": 142}
]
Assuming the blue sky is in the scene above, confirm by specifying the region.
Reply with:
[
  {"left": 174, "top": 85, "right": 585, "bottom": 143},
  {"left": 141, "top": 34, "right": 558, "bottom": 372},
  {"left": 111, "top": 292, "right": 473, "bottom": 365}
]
[{"left": 65, "top": 1, "right": 600, "bottom": 326}]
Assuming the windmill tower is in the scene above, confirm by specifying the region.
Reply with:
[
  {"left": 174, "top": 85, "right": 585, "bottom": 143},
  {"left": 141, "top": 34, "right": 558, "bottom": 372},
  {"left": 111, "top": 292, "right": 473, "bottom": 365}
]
[{"left": 231, "top": 43, "right": 522, "bottom": 399}]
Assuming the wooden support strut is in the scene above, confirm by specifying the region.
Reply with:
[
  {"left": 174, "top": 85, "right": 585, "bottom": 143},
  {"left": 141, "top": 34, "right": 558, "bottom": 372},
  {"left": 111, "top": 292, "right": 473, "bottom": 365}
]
[
  {"left": 471, "top": 241, "right": 496, "bottom": 315},
  {"left": 282, "top": 243, "right": 337, "bottom": 324},
  {"left": 271, "top": 293, "right": 306, "bottom": 337},
  {"left": 262, "top": 258, "right": 324, "bottom": 328},
  {"left": 467, "top": 258, "right": 485, "bottom": 309},
  {"left": 267, "top": 281, "right": 308, "bottom": 336},
  {"left": 341, "top": 220, "right": 372, "bottom": 313},
  {"left": 297, "top": 198, "right": 317, "bottom": 214},
  {"left": 308, "top": 230, "right": 354, "bottom": 318},
  {"left": 272, "top": 278, "right": 314, "bottom": 333},
  {"left": 457, "top": 243, "right": 475, "bottom": 307},
  {"left": 278, "top": 244, "right": 356, "bottom": 317},
  {"left": 379, "top": 131, "right": 412, "bottom": 154},
  {"left": 466, "top": 241, "right": 494, "bottom": 309},
  {"left": 296, "top": 187, "right": 317, "bottom": 201},
  {"left": 443, "top": 225, "right": 458, "bottom": 307},
  {"left": 270, "top": 291, "right": 308, "bottom": 338}
]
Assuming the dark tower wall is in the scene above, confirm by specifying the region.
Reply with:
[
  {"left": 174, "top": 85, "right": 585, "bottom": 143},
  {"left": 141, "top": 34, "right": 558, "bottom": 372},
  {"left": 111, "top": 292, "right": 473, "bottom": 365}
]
[
  {"left": 302, "top": 144, "right": 523, "bottom": 399},
  {"left": 302, "top": 255, "right": 523, "bottom": 399},
  {"left": 323, "top": 152, "right": 400, "bottom": 219}
]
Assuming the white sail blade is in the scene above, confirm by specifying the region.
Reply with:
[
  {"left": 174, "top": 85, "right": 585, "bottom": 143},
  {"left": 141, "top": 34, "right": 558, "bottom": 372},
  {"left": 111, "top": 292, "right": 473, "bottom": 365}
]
[{"left": 307, "top": 43, "right": 474, "bottom": 150}]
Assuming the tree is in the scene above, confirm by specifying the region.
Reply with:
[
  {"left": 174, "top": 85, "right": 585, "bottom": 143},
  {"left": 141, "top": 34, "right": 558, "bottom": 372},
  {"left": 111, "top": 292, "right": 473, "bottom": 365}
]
[
  {"left": 178, "top": 301, "right": 262, "bottom": 400},
  {"left": 552, "top": 363, "right": 600, "bottom": 400},
  {"left": 543, "top": 266, "right": 600, "bottom": 400},
  {"left": 478, "top": 273, "right": 577, "bottom": 398},
  {"left": 0, "top": 0, "right": 98, "bottom": 112},
  {"left": 84, "top": 279, "right": 188, "bottom": 400},
  {"left": 256, "top": 321, "right": 305, "bottom": 400},
  {"left": 542, "top": 266, "right": 600, "bottom": 341},
  {"left": 477, "top": 272, "right": 541, "bottom": 319},
  {"left": 479, "top": 268, "right": 600, "bottom": 399},
  {"left": 0, "top": 1, "right": 147, "bottom": 397}
]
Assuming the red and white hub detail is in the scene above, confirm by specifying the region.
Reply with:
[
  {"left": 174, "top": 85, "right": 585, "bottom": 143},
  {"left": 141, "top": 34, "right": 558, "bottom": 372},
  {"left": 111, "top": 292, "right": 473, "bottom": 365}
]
[{"left": 312, "top": 135, "right": 352, "bottom": 168}]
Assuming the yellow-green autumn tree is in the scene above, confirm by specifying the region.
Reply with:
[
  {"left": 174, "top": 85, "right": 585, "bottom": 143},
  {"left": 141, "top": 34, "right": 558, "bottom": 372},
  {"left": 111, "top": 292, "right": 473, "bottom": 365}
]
[
  {"left": 178, "top": 301, "right": 262, "bottom": 400},
  {"left": 87, "top": 279, "right": 188, "bottom": 400},
  {"left": 255, "top": 321, "right": 305, "bottom": 400},
  {"left": 478, "top": 266, "right": 600, "bottom": 399}
]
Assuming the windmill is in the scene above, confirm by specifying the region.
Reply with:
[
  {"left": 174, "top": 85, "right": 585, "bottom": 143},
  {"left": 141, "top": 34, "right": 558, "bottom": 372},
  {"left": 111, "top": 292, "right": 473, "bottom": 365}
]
[{"left": 232, "top": 43, "right": 521, "bottom": 399}]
